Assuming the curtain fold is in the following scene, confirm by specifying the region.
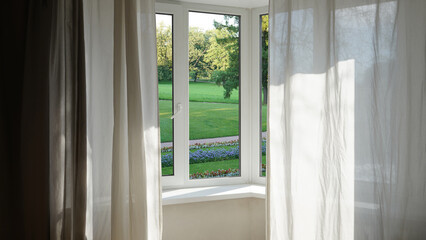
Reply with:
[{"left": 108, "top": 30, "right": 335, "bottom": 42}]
[
  {"left": 49, "top": 0, "right": 87, "bottom": 238},
  {"left": 267, "top": 0, "right": 426, "bottom": 239},
  {"left": 2, "top": 0, "right": 161, "bottom": 239},
  {"left": 84, "top": 0, "right": 162, "bottom": 239}
]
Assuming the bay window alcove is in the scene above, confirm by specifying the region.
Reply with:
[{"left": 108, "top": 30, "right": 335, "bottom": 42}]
[{"left": 156, "top": 1, "right": 268, "bottom": 189}]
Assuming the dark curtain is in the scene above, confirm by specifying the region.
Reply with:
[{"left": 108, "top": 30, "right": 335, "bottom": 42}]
[{"left": 1, "top": 0, "right": 87, "bottom": 239}]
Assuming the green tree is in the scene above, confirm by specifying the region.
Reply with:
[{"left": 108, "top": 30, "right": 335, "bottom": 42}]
[
  {"left": 189, "top": 27, "right": 211, "bottom": 82},
  {"left": 156, "top": 22, "right": 173, "bottom": 81},
  {"left": 210, "top": 16, "right": 240, "bottom": 99},
  {"left": 261, "top": 15, "right": 269, "bottom": 105},
  {"left": 205, "top": 28, "right": 231, "bottom": 72}
]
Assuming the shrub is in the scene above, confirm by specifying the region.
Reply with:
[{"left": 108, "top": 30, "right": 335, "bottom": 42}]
[{"left": 158, "top": 65, "right": 172, "bottom": 82}]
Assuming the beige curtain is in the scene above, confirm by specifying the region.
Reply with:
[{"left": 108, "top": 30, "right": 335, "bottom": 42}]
[
  {"left": 1, "top": 0, "right": 87, "bottom": 238},
  {"left": 49, "top": 0, "right": 88, "bottom": 238},
  {"left": 84, "top": 0, "right": 162, "bottom": 239},
  {"left": 2, "top": 0, "right": 161, "bottom": 239},
  {"left": 267, "top": 0, "right": 426, "bottom": 239}
]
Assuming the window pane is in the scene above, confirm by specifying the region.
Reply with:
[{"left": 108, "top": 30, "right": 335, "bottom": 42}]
[
  {"left": 188, "top": 12, "right": 241, "bottom": 179},
  {"left": 156, "top": 14, "right": 174, "bottom": 176},
  {"left": 260, "top": 14, "right": 268, "bottom": 177}
]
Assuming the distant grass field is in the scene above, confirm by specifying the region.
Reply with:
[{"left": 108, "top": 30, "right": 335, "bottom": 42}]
[
  {"left": 159, "top": 81, "right": 239, "bottom": 104},
  {"left": 160, "top": 100, "right": 267, "bottom": 142}
]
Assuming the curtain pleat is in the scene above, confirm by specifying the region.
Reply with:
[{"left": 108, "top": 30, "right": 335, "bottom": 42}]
[
  {"left": 84, "top": 0, "right": 162, "bottom": 239},
  {"left": 1, "top": 0, "right": 87, "bottom": 239},
  {"left": 49, "top": 0, "right": 87, "bottom": 238},
  {"left": 3, "top": 0, "right": 162, "bottom": 239}
]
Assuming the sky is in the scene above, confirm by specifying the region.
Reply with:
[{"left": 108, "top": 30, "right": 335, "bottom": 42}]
[{"left": 156, "top": 12, "right": 229, "bottom": 31}]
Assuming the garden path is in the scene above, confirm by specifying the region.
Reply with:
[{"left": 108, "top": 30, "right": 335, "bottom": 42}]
[{"left": 161, "top": 132, "right": 267, "bottom": 148}]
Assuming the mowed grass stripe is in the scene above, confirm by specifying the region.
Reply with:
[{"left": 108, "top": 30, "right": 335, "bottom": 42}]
[{"left": 160, "top": 100, "right": 267, "bottom": 142}]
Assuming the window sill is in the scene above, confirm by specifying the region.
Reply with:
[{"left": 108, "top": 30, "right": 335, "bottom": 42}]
[{"left": 162, "top": 184, "right": 265, "bottom": 205}]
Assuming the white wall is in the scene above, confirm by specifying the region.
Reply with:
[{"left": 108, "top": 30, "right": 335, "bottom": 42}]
[{"left": 163, "top": 198, "right": 265, "bottom": 240}]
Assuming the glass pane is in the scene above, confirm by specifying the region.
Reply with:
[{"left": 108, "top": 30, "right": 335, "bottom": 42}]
[
  {"left": 260, "top": 14, "right": 268, "bottom": 177},
  {"left": 188, "top": 12, "right": 241, "bottom": 179},
  {"left": 156, "top": 14, "right": 174, "bottom": 176}
]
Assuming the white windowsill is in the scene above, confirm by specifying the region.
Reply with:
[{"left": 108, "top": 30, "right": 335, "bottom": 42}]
[
  {"left": 162, "top": 184, "right": 266, "bottom": 205},
  {"left": 162, "top": 184, "right": 381, "bottom": 211}
]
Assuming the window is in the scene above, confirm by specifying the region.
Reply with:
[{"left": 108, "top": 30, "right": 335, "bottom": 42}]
[
  {"left": 260, "top": 14, "right": 268, "bottom": 177},
  {"left": 157, "top": 2, "right": 251, "bottom": 188},
  {"left": 188, "top": 12, "right": 241, "bottom": 179},
  {"left": 156, "top": 13, "right": 174, "bottom": 176}
]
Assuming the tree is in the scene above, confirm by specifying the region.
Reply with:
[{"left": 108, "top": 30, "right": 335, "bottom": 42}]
[
  {"left": 261, "top": 15, "right": 269, "bottom": 105},
  {"left": 205, "top": 28, "right": 231, "bottom": 72},
  {"left": 156, "top": 23, "right": 173, "bottom": 81},
  {"left": 189, "top": 27, "right": 211, "bottom": 82},
  {"left": 210, "top": 16, "right": 240, "bottom": 98}
]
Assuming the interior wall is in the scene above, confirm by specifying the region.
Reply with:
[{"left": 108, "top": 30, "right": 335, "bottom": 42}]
[{"left": 163, "top": 198, "right": 265, "bottom": 240}]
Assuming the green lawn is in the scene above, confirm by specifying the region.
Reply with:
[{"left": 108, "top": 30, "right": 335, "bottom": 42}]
[
  {"left": 160, "top": 100, "right": 267, "bottom": 142},
  {"left": 190, "top": 159, "right": 239, "bottom": 174},
  {"left": 159, "top": 79, "right": 267, "bottom": 177},
  {"left": 159, "top": 81, "right": 239, "bottom": 104},
  {"left": 162, "top": 167, "right": 173, "bottom": 176}
]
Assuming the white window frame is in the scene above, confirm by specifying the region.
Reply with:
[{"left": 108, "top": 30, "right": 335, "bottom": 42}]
[
  {"left": 156, "top": 3, "right": 185, "bottom": 187},
  {"left": 250, "top": 6, "right": 268, "bottom": 185},
  {"left": 157, "top": 1, "right": 267, "bottom": 189}
]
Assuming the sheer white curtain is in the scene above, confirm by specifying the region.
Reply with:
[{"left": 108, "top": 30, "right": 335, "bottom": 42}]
[
  {"left": 84, "top": 0, "right": 162, "bottom": 239},
  {"left": 267, "top": 0, "right": 426, "bottom": 239}
]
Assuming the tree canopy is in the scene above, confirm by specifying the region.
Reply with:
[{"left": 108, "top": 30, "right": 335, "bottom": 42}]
[
  {"left": 156, "top": 22, "right": 173, "bottom": 82},
  {"left": 188, "top": 27, "right": 212, "bottom": 82},
  {"left": 155, "top": 15, "right": 271, "bottom": 103},
  {"left": 209, "top": 16, "right": 240, "bottom": 99},
  {"left": 261, "top": 15, "right": 269, "bottom": 104}
]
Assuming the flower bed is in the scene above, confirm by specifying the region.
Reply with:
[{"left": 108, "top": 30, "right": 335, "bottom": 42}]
[
  {"left": 161, "top": 139, "right": 239, "bottom": 153},
  {"left": 161, "top": 146, "right": 240, "bottom": 167},
  {"left": 161, "top": 140, "right": 266, "bottom": 168},
  {"left": 189, "top": 168, "right": 240, "bottom": 179}
]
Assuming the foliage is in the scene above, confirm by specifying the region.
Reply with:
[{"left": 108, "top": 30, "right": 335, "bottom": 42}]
[
  {"left": 156, "top": 23, "right": 173, "bottom": 81},
  {"left": 261, "top": 15, "right": 269, "bottom": 104},
  {"left": 210, "top": 16, "right": 240, "bottom": 99},
  {"left": 205, "top": 28, "right": 232, "bottom": 71},
  {"left": 158, "top": 65, "right": 172, "bottom": 82},
  {"left": 156, "top": 15, "right": 267, "bottom": 101},
  {"left": 189, "top": 27, "right": 212, "bottom": 81}
]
